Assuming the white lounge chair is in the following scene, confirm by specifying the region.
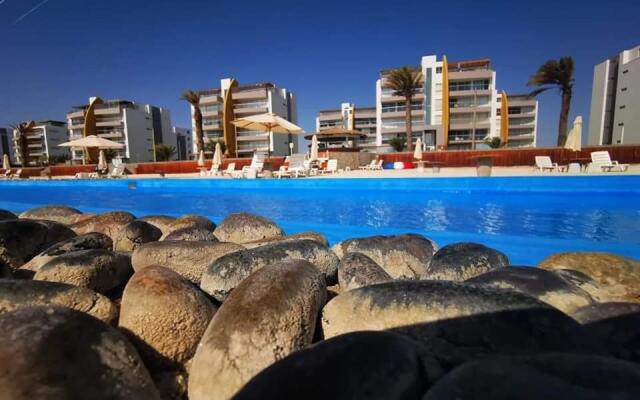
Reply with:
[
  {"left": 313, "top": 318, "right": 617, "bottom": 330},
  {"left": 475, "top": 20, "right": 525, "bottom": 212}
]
[
  {"left": 371, "top": 159, "right": 383, "bottom": 170},
  {"left": 236, "top": 153, "right": 265, "bottom": 178},
  {"left": 590, "top": 151, "right": 629, "bottom": 172},
  {"left": 320, "top": 159, "right": 338, "bottom": 174},
  {"left": 109, "top": 164, "right": 126, "bottom": 178},
  {"left": 359, "top": 160, "right": 377, "bottom": 170},
  {"left": 221, "top": 163, "right": 236, "bottom": 177},
  {"left": 277, "top": 154, "right": 308, "bottom": 178},
  {"left": 204, "top": 163, "right": 220, "bottom": 177},
  {"left": 535, "top": 156, "right": 560, "bottom": 172}
]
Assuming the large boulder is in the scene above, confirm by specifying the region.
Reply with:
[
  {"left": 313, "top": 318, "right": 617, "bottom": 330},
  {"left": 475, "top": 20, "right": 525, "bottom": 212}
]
[
  {"left": 427, "top": 242, "right": 509, "bottom": 281},
  {"left": 213, "top": 212, "right": 284, "bottom": 244},
  {"left": 113, "top": 220, "right": 162, "bottom": 252},
  {"left": 69, "top": 211, "right": 136, "bottom": 242},
  {"left": 331, "top": 234, "right": 438, "bottom": 279},
  {"left": 0, "top": 209, "right": 17, "bottom": 221},
  {"left": 338, "top": 252, "right": 393, "bottom": 291},
  {"left": 573, "top": 302, "right": 640, "bottom": 324},
  {"left": 0, "top": 219, "right": 76, "bottom": 269},
  {"left": 19, "top": 232, "right": 113, "bottom": 277},
  {"left": 200, "top": 239, "right": 339, "bottom": 301},
  {"left": 131, "top": 241, "right": 244, "bottom": 286},
  {"left": 321, "top": 281, "right": 601, "bottom": 367},
  {"left": 189, "top": 260, "right": 326, "bottom": 400},
  {"left": 138, "top": 215, "right": 176, "bottom": 236},
  {"left": 539, "top": 252, "right": 640, "bottom": 302},
  {"left": 161, "top": 227, "right": 219, "bottom": 242},
  {"left": 0, "top": 279, "right": 117, "bottom": 324},
  {"left": 0, "top": 306, "right": 159, "bottom": 400},
  {"left": 234, "top": 331, "right": 443, "bottom": 400},
  {"left": 423, "top": 354, "right": 640, "bottom": 400},
  {"left": 243, "top": 231, "right": 328, "bottom": 249},
  {"left": 466, "top": 266, "right": 594, "bottom": 314},
  {"left": 34, "top": 249, "right": 132, "bottom": 295},
  {"left": 119, "top": 266, "right": 217, "bottom": 369},
  {"left": 19, "top": 205, "right": 83, "bottom": 225},
  {"left": 167, "top": 215, "right": 216, "bottom": 233}
]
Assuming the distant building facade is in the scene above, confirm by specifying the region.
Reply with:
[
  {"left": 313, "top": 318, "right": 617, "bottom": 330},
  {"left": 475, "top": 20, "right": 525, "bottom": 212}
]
[
  {"left": 0, "top": 127, "right": 15, "bottom": 165},
  {"left": 173, "top": 127, "right": 193, "bottom": 160},
  {"left": 192, "top": 79, "right": 298, "bottom": 158},
  {"left": 588, "top": 45, "right": 640, "bottom": 145},
  {"left": 12, "top": 121, "right": 69, "bottom": 166}
]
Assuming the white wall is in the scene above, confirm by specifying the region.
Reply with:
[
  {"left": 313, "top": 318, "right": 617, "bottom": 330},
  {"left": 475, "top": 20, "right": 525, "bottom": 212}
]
[{"left": 123, "top": 108, "right": 154, "bottom": 162}]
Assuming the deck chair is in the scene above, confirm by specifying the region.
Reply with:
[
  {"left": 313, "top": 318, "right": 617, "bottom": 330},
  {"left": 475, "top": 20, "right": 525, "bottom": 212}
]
[
  {"left": 238, "top": 153, "right": 266, "bottom": 178},
  {"left": 371, "top": 159, "right": 384, "bottom": 170},
  {"left": 320, "top": 159, "right": 338, "bottom": 174},
  {"left": 9, "top": 169, "right": 24, "bottom": 179},
  {"left": 221, "top": 163, "right": 236, "bottom": 177},
  {"left": 109, "top": 164, "right": 126, "bottom": 178},
  {"left": 359, "top": 160, "right": 377, "bottom": 170},
  {"left": 535, "top": 156, "right": 559, "bottom": 172},
  {"left": 590, "top": 151, "right": 629, "bottom": 172}
]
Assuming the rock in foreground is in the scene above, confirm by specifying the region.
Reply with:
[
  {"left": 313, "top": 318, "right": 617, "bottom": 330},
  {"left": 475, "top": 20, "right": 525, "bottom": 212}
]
[
  {"left": 338, "top": 252, "right": 393, "bottom": 290},
  {"left": 213, "top": 213, "right": 284, "bottom": 244},
  {"left": 428, "top": 242, "right": 509, "bottom": 281},
  {"left": 19, "top": 205, "right": 83, "bottom": 224}
]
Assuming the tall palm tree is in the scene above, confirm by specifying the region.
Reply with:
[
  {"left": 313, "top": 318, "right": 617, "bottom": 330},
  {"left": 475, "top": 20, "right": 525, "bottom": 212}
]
[
  {"left": 386, "top": 66, "right": 422, "bottom": 151},
  {"left": 10, "top": 121, "right": 35, "bottom": 167},
  {"left": 527, "top": 57, "right": 575, "bottom": 146},
  {"left": 181, "top": 90, "right": 204, "bottom": 155}
]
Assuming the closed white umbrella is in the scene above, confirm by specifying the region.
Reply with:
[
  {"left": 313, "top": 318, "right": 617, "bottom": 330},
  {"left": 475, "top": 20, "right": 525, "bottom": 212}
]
[
  {"left": 212, "top": 142, "right": 222, "bottom": 167},
  {"left": 310, "top": 134, "right": 319, "bottom": 161},
  {"left": 414, "top": 138, "right": 423, "bottom": 160},
  {"left": 564, "top": 116, "right": 582, "bottom": 152},
  {"left": 97, "top": 150, "right": 107, "bottom": 171},
  {"left": 2, "top": 154, "right": 9, "bottom": 170},
  {"left": 197, "top": 149, "right": 205, "bottom": 167},
  {"left": 232, "top": 113, "right": 304, "bottom": 159}
]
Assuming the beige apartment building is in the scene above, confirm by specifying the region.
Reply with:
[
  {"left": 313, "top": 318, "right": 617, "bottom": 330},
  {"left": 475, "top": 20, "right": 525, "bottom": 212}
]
[
  {"left": 12, "top": 120, "right": 69, "bottom": 166},
  {"left": 316, "top": 103, "right": 377, "bottom": 150}
]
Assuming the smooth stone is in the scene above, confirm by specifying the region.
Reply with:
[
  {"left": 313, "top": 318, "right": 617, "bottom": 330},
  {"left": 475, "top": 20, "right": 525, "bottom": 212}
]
[
  {"left": 113, "top": 220, "right": 162, "bottom": 252},
  {"left": 19, "top": 232, "right": 113, "bottom": 277},
  {"left": 234, "top": 331, "right": 444, "bottom": 400},
  {"left": 338, "top": 252, "right": 393, "bottom": 290},
  {"left": 119, "top": 266, "right": 217, "bottom": 369},
  {"left": 0, "top": 306, "right": 160, "bottom": 400},
  {"left": 539, "top": 252, "right": 640, "bottom": 302},
  {"left": 0, "top": 219, "right": 76, "bottom": 269},
  {"left": 34, "top": 249, "right": 132, "bottom": 295},
  {"left": 131, "top": 241, "right": 244, "bottom": 286},
  {"left": 0, "top": 279, "right": 118, "bottom": 324},
  {"left": 19, "top": 205, "right": 82, "bottom": 225},
  {"left": 427, "top": 242, "right": 509, "bottom": 281},
  {"left": 138, "top": 215, "right": 176, "bottom": 235},
  {"left": 161, "top": 227, "right": 219, "bottom": 242},
  {"left": 466, "top": 266, "right": 594, "bottom": 314},
  {"left": 189, "top": 260, "right": 326, "bottom": 400},
  {"left": 213, "top": 212, "right": 284, "bottom": 244},
  {"left": 0, "top": 209, "right": 17, "bottom": 221},
  {"left": 200, "top": 239, "right": 339, "bottom": 301},
  {"left": 243, "top": 231, "right": 328, "bottom": 249},
  {"left": 168, "top": 215, "right": 216, "bottom": 232},
  {"left": 69, "top": 211, "right": 136, "bottom": 242},
  {"left": 423, "top": 354, "right": 640, "bottom": 400},
  {"left": 573, "top": 302, "right": 640, "bottom": 324},
  {"left": 332, "top": 234, "right": 438, "bottom": 280}
]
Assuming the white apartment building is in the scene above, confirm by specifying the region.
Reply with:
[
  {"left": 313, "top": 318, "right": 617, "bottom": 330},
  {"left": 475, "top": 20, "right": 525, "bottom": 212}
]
[
  {"left": 66, "top": 97, "right": 173, "bottom": 163},
  {"left": 173, "top": 127, "right": 193, "bottom": 160},
  {"left": 588, "top": 45, "right": 640, "bottom": 145},
  {"left": 316, "top": 103, "right": 377, "bottom": 150},
  {"left": 12, "top": 120, "right": 69, "bottom": 166},
  {"left": 193, "top": 79, "right": 298, "bottom": 158},
  {"left": 496, "top": 93, "right": 538, "bottom": 148},
  {"left": 0, "top": 128, "right": 15, "bottom": 165}
]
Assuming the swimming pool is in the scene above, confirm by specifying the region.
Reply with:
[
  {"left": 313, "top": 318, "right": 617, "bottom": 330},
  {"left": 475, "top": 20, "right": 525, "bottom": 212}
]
[{"left": 1, "top": 176, "right": 639, "bottom": 265}]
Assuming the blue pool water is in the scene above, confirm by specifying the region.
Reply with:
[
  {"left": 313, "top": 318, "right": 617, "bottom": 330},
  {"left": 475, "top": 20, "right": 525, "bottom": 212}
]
[{"left": 1, "top": 176, "right": 639, "bottom": 265}]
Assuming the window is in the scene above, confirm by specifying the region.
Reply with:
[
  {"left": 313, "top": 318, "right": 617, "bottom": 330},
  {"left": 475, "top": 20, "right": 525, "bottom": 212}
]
[
  {"left": 620, "top": 105, "right": 626, "bottom": 109},
  {"left": 621, "top": 87, "right": 628, "bottom": 92},
  {"left": 448, "top": 79, "right": 490, "bottom": 91},
  {"left": 381, "top": 101, "right": 422, "bottom": 113},
  {"left": 622, "top": 69, "right": 629, "bottom": 74},
  {"left": 436, "top": 67, "right": 442, "bottom": 73}
]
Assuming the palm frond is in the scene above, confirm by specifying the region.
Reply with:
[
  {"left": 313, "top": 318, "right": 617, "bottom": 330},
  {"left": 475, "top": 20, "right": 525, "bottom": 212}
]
[
  {"left": 527, "top": 87, "right": 552, "bottom": 98},
  {"left": 385, "top": 66, "right": 422, "bottom": 97},
  {"left": 181, "top": 90, "right": 201, "bottom": 105}
]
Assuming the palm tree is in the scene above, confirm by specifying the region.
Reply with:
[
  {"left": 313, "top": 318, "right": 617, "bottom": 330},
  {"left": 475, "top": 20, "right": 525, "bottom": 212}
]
[
  {"left": 154, "top": 144, "right": 176, "bottom": 162},
  {"left": 181, "top": 90, "right": 204, "bottom": 154},
  {"left": 10, "top": 121, "right": 35, "bottom": 166},
  {"left": 386, "top": 66, "right": 422, "bottom": 151},
  {"left": 527, "top": 57, "right": 575, "bottom": 146}
]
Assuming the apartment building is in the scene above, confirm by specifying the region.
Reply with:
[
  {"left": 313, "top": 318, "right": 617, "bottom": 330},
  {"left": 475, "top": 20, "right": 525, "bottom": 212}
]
[
  {"left": 316, "top": 103, "right": 377, "bottom": 150},
  {"left": 496, "top": 93, "right": 538, "bottom": 147},
  {"left": 588, "top": 45, "right": 640, "bottom": 145},
  {"left": 193, "top": 79, "right": 298, "bottom": 158},
  {"left": 0, "top": 128, "right": 15, "bottom": 165},
  {"left": 11, "top": 121, "right": 69, "bottom": 166},
  {"left": 173, "top": 127, "right": 193, "bottom": 160},
  {"left": 66, "top": 97, "right": 173, "bottom": 163}
]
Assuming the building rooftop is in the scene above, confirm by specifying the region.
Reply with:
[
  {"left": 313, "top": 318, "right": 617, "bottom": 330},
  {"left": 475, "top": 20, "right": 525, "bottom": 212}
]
[
  {"left": 35, "top": 120, "right": 67, "bottom": 127},
  {"left": 70, "top": 99, "right": 135, "bottom": 111},
  {"left": 197, "top": 82, "right": 276, "bottom": 96},
  {"left": 448, "top": 58, "right": 492, "bottom": 71}
]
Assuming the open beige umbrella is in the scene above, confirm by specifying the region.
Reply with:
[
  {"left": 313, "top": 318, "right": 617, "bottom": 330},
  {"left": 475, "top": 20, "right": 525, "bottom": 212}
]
[
  {"left": 414, "top": 138, "right": 423, "bottom": 161},
  {"left": 212, "top": 142, "right": 222, "bottom": 167},
  {"left": 59, "top": 135, "right": 124, "bottom": 149},
  {"left": 197, "top": 149, "right": 205, "bottom": 167},
  {"left": 2, "top": 154, "right": 9, "bottom": 170},
  {"left": 564, "top": 116, "right": 582, "bottom": 152},
  {"left": 97, "top": 150, "right": 107, "bottom": 171},
  {"left": 232, "top": 113, "right": 304, "bottom": 159},
  {"left": 310, "top": 134, "right": 319, "bottom": 161}
]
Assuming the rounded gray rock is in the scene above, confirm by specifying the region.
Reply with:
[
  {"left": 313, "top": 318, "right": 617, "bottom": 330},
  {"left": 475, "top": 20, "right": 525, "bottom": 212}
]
[
  {"left": 338, "top": 252, "right": 393, "bottom": 291},
  {"left": 138, "top": 215, "right": 176, "bottom": 235},
  {"left": 213, "top": 212, "right": 284, "bottom": 244},
  {"left": 332, "top": 234, "right": 438, "bottom": 279},
  {"left": 19, "top": 205, "right": 83, "bottom": 224},
  {"left": 131, "top": 241, "right": 244, "bottom": 286},
  {"left": 113, "top": 220, "right": 162, "bottom": 252},
  {"left": 243, "top": 231, "right": 329, "bottom": 249},
  {"left": 200, "top": 239, "right": 339, "bottom": 301},
  {"left": 427, "top": 242, "right": 509, "bottom": 281},
  {"left": 0, "top": 306, "right": 160, "bottom": 400},
  {"left": 161, "top": 226, "right": 219, "bottom": 242},
  {"left": 189, "top": 260, "right": 326, "bottom": 400},
  {"left": 168, "top": 214, "right": 216, "bottom": 232},
  {"left": 34, "top": 249, "right": 132, "bottom": 295},
  {"left": 69, "top": 211, "right": 136, "bottom": 242},
  {"left": 0, "top": 209, "right": 17, "bottom": 221}
]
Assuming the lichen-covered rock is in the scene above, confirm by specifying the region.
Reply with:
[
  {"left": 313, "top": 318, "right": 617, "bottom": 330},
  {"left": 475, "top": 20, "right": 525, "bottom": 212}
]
[
  {"left": 161, "top": 227, "right": 219, "bottom": 242},
  {"left": 0, "top": 279, "right": 117, "bottom": 324},
  {"left": 69, "top": 211, "right": 136, "bottom": 242},
  {"left": 423, "top": 354, "right": 640, "bottom": 400},
  {"left": 0, "top": 219, "right": 76, "bottom": 269},
  {"left": 338, "top": 252, "right": 393, "bottom": 290},
  {"left": 189, "top": 260, "right": 326, "bottom": 400},
  {"left": 200, "top": 239, "right": 339, "bottom": 301},
  {"left": 34, "top": 249, "right": 132, "bottom": 295},
  {"left": 119, "top": 266, "right": 217, "bottom": 369},
  {"left": 19, "top": 205, "right": 83, "bottom": 225},
  {"left": 113, "top": 220, "right": 162, "bottom": 252},
  {"left": 213, "top": 212, "right": 284, "bottom": 244},
  {"left": 243, "top": 231, "right": 328, "bottom": 249},
  {"left": 168, "top": 214, "right": 216, "bottom": 233},
  {"left": 138, "top": 215, "right": 176, "bottom": 235},
  {"left": 19, "top": 232, "right": 113, "bottom": 277},
  {"left": 331, "top": 234, "right": 438, "bottom": 279},
  {"left": 0, "top": 306, "right": 160, "bottom": 400},
  {"left": 0, "top": 209, "right": 17, "bottom": 221},
  {"left": 131, "top": 241, "right": 244, "bottom": 286},
  {"left": 466, "top": 266, "right": 594, "bottom": 314},
  {"left": 234, "top": 331, "right": 443, "bottom": 400},
  {"left": 539, "top": 252, "right": 640, "bottom": 302},
  {"left": 427, "top": 242, "right": 509, "bottom": 281},
  {"left": 572, "top": 302, "right": 640, "bottom": 324}
]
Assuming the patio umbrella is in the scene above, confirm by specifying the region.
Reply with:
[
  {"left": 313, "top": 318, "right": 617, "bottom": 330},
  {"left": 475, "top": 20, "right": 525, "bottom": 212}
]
[
  {"left": 232, "top": 113, "right": 304, "bottom": 159},
  {"left": 197, "top": 149, "right": 205, "bottom": 167},
  {"left": 58, "top": 135, "right": 124, "bottom": 149},
  {"left": 97, "top": 150, "right": 107, "bottom": 171},
  {"left": 564, "top": 116, "right": 582, "bottom": 152},
  {"left": 310, "top": 134, "right": 319, "bottom": 161},
  {"left": 2, "top": 154, "right": 9, "bottom": 169},
  {"left": 212, "top": 142, "right": 222, "bottom": 167},
  {"left": 414, "top": 138, "right": 423, "bottom": 161}
]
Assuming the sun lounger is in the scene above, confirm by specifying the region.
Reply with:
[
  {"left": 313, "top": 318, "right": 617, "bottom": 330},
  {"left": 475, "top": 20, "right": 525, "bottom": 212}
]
[
  {"left": 359, "top": 160, "right": 377, "bottom": 170},
  {"left": 276, "top": 154, "right": 308, "bottom": 178},
  {"left": 221, "top": 163, "right": 236, "bottom": 177},
  {"left": 237, "top": 153, "right": 265, "bottom": 178},
  {"left": 9, "top": 169, "right": 24, "bottom": 179},
  {"left": 535, "top": 156, "right": 560, "bottom": 172},
  {"left": 320, "top": 159, "right": 338, "bottom": 174},
  {"left": 109, "top": 164, "right": 127, "bottom": 178},
  {"left": 371, "top": 160, "right": 383, "bottom": 170},
  {"left": 590, "top": 151, "right": 629, "bottom": 172}
]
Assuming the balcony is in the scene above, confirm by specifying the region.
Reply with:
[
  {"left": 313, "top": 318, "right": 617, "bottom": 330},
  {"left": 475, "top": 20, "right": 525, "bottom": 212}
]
[
  {"left": 448, "top": 89, "right": 492, "bottom": 97},
  {"left": 508, "top": 134, "right": 534, "bottom": 141},
  {"left": 67, "top": 110, "right": 84, "bottom": 119},
  {"left": 237, "top": 135, "right": 269, "bottom": 142},
  {"left": 96, "top": 120, "right": 123, "bottom": 127},
  {"left": 200, "top": 94, "right": 222, "bottom": 105},
  {"left": 449, "top": 105, "right": 491, "bottom": 114},
  {"left": 234, "top": 106, "right": 269, "bottom": 115},
  {"left": 233, "top": 88, "right": 268, "bottom": 100},
  {"left": 448, "top": 69, "right": 494, "bottom": 80},
  {"left": 95, "top": 107, "right": 122, "bottom": 115},
  {"left": 381, "top": 109, "right": 424, "bottom": 119},
  {"left": 380, "top": 92, "right": 425, "bottom": 102}
]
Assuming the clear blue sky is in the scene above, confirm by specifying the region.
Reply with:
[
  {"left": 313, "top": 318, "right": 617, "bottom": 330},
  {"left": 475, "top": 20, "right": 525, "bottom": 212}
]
[{"left": 1, "top": 0, "right": 638, "bottom": 147}]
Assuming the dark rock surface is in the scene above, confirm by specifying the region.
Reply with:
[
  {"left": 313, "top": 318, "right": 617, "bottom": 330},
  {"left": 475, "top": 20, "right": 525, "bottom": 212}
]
[{"left": 428, "top": 242, "right": 509, "bottom": 281}]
